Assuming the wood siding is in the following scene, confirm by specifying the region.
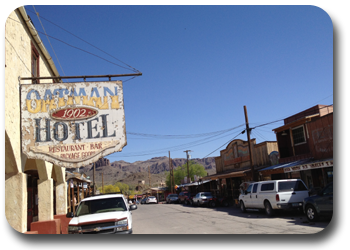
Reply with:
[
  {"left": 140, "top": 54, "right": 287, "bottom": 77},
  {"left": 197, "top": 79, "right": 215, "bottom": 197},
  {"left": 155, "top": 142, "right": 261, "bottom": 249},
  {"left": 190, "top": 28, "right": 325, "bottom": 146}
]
[{"left": 307, "top": 113, "right": 333, "bottom": 160}]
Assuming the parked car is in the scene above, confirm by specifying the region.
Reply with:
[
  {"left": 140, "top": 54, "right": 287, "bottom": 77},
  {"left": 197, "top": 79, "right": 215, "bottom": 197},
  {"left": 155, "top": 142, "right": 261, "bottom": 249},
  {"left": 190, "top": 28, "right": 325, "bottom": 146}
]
[
  {"left": 178, "top": 191, "right": 191, "bottom": 204},
  {"left": 208, "top": 196, "right": 230, "bottom": 208},
  {"left": 146, "top": 196, "right": 157, "bottom": 204},
  {"left": 303, "top": 182, "right": 333, "bottom": 222},
  {"left": 166, "top": 194, "right": 179, "bottom": 204},
  {"left": 192, "top": 192, "right": 214, "bottom": 207},
  {"left": 66, "top": 193, "right": 136, "bottom": 234},
  {"left": 183, "top": 193, "right": 196, "bottom": 205},
  {"left": 140, "top": 197, "right": 147, "bottom": 204},
  {"left": 239, "top": 179, "right": 309, "bottom": 216}
]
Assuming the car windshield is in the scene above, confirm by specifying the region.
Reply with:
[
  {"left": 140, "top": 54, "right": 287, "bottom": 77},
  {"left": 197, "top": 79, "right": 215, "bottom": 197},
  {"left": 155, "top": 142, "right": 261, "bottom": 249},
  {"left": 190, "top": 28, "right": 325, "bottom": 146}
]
[
  {"left": 278, "top": 181, "right": 307, "bottom": 192},
  {"left": 202, "top": 192, "right": 212, "bottom": 197},
  {"left": 169, "top": 194, "right": 178, "bottom": 197},
  {"left": 75, "top": 197, "right": 127, "bottom": 216},
  {"left": 149, "top": 196, "right": 156, "bottom": 199}
]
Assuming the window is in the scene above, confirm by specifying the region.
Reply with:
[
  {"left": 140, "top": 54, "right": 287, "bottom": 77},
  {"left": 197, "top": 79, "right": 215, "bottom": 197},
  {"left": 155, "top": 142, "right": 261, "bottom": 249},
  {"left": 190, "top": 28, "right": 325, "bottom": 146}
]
[
  {"left": 31, "top": 42, "right": 39, "bottom": 84},
  {"left": 76, "top": 197, "right": 127, "bottom": 216},
  {"left": 278, "top": 181, "right": 307, "bottom": 192},
  {"left": 252, "top": 184, "right": 258, "bottom": 193},
  {"left": 292, "top": 125, "right": 306, "bottom": 145},
  {"left": 246, "top": 184, "right": 253, "bottom": 194},
  {"left": 261, "top": 183, "right": 274, "bottom": 191},
  {"left": 323, "top": 183, "right": 333, "bottom": 196}
]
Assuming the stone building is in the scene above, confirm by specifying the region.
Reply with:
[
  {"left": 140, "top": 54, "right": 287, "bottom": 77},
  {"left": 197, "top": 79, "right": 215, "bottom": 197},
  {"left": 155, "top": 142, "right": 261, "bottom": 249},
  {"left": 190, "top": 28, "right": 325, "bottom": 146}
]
[{"left": 5, "top": 7, "right": 68, "bottom": 233}]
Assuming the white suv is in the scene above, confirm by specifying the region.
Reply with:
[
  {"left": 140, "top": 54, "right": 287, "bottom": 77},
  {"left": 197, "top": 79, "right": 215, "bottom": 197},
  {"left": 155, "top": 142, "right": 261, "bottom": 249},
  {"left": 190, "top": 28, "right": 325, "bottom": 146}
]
[
  {"left": 66, "top": 193, "right": 137, "bottom": 234},
  {"left": 239, "top": 179, "right": 309, "bottom": 216}
]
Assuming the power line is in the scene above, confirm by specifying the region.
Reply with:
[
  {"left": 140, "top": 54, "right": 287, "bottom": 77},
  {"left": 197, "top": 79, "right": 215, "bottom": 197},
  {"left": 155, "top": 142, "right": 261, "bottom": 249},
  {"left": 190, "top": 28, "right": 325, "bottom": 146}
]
[
  {"left": 26, "top": 7, "right": 140, "bottom": 73},
  {"left": 7, "top": 16, "right": 138, "bottom": 73},
  {"left": 126, "top": 125, "right": 244, "bottom": 139},
  {"left": 32, "top": 6, "right": 66, "bottom": 77},
  {"left": 251, "top": 104, "right": 333, "bottom": 130},
  {"left": 202, "top": 131, "right": 244, "bottom": 159},
  {"left": 109, "top": 125, "right": 246, "bottom": 158},
  {"left": 5, "top": 37, "right": 32, "bottom": 76}
]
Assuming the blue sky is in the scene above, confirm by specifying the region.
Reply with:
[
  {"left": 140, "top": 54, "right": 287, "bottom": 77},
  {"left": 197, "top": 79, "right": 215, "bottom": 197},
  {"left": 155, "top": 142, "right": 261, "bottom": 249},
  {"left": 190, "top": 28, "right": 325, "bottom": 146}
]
[{"left": 15, "top": 5, "right": 333, "bottom": 163}]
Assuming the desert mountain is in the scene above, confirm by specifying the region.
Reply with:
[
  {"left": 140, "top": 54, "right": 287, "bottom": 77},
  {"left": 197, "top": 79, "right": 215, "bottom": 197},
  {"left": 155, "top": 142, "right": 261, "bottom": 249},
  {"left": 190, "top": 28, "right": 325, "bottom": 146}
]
[{"left": 79, "top": 156, "right": 216, "bottom": 188}]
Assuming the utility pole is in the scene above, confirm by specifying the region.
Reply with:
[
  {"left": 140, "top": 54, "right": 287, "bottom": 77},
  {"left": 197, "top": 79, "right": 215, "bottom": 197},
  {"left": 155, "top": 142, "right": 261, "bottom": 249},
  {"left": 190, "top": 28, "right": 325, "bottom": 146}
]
[
  {"left": 184, "top": 150, "right": 192, "bottom": 183},
  {"left": 148, "top": 166, "right": 151, "bottom": 187},
  {"left": 169, "top": 151, "right": 173, "bottom": 193},
  {"left": 172, "top": 161, "right": 175, "bottom": 193},
  {"left": 244, "top": 105, "right": 256, "bottom": 181}
]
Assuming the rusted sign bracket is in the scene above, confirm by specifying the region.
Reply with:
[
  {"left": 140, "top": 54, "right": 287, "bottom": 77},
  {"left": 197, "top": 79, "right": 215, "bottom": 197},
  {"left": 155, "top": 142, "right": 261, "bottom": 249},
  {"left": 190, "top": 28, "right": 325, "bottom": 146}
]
[{"left": 19, "top": 72, "right": 142, "bottom": 82}]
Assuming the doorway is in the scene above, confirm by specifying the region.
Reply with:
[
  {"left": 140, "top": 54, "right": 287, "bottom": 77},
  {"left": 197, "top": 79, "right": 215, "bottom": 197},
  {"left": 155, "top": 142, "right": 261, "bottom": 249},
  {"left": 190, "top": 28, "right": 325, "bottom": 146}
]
[{"left": 26, "top": 174, "right": 38, "bottom": 231}]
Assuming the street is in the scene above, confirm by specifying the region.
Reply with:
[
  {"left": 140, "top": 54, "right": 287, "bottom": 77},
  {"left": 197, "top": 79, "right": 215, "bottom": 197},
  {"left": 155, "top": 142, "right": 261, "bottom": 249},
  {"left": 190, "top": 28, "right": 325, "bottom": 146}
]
[{"left": 132, "top": 202, "right": 330, "bottom": 234}]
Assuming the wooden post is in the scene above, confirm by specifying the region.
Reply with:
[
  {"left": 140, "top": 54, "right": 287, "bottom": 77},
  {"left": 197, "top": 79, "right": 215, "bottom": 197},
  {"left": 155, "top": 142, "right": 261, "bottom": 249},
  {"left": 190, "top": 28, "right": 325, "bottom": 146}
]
[
  {"left": 172, "top": 161, "right": 175, "bottom": 193},
  {"left": 93, "top": 162, "right": 96, "bottom": 195},
  {"left": 289, "top": 128, "right": 296, "bottom": 157},
  {"left": 77, "top": 183, "right": 80, "bottom": 203},
  {"left": 244, "top": 105, "right": 256, "bottom": 181},
  {"left": 184, "top": 150, "right": 192, "bottom": 182},
  {"left": 72, "top": 185, "right": 75, "bottom": 213},
  {"left": 81, "top": 183, "right": 85, "bottom": 200},
  {"left": 169, "top": 151, "right": 172, "bottom": 193},
  {"left": 68, "top": 182, "right": 71, "bottom": 212},
  {"left": 149, "top": 166, "right": 151, "bottom": 187}
]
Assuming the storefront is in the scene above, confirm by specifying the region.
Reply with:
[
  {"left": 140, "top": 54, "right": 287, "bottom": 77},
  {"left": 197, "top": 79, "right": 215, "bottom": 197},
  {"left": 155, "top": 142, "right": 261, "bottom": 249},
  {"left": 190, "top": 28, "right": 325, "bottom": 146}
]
[
  {"left": 284, "top": 158, "right": 333, "bottom": 192},
  {"left": 66, "top": 171, "right": 92, "bottom": 214},
  {"left": 176, "top": 180, "right": 212, "bottom": 195},
  {"left": 259, "top": 158, "right": 333, "bottom": 192}
]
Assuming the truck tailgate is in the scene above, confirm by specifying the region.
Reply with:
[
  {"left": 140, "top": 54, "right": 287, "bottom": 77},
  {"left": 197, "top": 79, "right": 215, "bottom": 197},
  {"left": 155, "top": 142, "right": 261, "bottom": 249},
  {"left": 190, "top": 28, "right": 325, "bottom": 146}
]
[{"left": 278, "top": 190, "right": 309, "bottom": 203}]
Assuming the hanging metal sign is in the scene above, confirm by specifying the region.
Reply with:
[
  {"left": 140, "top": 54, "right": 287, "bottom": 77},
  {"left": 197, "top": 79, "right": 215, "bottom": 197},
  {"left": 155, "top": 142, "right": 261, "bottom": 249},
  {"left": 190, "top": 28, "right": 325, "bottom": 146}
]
[{"left": 20, "top": 81, "right": 126, "bottom": 168}]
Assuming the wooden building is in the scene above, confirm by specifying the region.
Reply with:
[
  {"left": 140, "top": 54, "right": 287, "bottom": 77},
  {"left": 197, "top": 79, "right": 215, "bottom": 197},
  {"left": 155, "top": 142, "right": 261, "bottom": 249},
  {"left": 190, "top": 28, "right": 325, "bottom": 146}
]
[
  {"left": 202, "top": 139, "right": 278, "bottom": 200},
  {"left": 259, "top": 105, "right": 333, "bottom": 191}
]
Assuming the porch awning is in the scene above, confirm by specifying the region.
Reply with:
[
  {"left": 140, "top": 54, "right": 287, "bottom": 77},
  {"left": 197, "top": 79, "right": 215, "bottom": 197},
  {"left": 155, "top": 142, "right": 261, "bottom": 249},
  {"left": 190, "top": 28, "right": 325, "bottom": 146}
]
[
  {"left": 177, "top": 179, "right": 211, "bottom": 188},
  {"left": 65, "top": 171, "right": 91, "bottom": 183},
  {"left": 258, "top": 158, "right": 313, "bottom": 173},
  {"left": 283, "top": 158, "right": 333, "bottom": 173},
  {"left": 201, "top": 169, "right": 248, "bottom": 181}
]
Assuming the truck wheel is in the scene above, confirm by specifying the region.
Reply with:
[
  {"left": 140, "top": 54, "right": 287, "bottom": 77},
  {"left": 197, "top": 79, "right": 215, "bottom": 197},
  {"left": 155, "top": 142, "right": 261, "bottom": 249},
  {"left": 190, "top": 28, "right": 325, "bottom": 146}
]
[
  {"left": 306, "top": 205, "right": 319, "bottom": 222},
  {"left": 240, "top": 201, "right": 246, "bottom": 213},
  {"left": 264, "top": 201, "right": 274, "bottom": 217}
]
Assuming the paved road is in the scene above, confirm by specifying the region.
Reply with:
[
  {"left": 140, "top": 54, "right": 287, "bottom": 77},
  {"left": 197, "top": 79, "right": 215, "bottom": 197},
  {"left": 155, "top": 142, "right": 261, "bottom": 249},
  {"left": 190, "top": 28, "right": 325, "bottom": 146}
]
[{"left": 132, "top": 203, "right": 330, "bottom": 234}]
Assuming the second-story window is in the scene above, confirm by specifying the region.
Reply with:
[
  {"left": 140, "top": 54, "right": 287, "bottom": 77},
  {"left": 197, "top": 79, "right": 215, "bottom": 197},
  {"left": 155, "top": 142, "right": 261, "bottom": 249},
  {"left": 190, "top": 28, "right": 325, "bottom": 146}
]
[
  {"left": 292, "top": 125, "right": 306, "bottom": 145},
  {"left": 31, "top": 42, "right": 39, "bottom": 84}
]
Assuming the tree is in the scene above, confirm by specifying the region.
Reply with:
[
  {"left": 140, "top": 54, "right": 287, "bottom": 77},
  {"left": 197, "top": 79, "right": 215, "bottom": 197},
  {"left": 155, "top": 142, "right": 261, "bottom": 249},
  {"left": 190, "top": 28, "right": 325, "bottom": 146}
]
[
  {"left": 98, "top": 184, "right": 120, "bottom": 194},
  {"left": 166, "top": 161, "right": 207, "bottom": 188},
  {"left": 115, "top": 182, "right": 129, "bottom": 194}
]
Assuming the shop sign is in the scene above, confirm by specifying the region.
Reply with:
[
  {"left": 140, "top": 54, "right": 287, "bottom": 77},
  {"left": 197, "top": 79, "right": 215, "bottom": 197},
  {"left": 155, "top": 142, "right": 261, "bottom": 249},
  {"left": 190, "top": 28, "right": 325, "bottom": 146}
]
[
  {"left": 224, "top": 142, "right": 250, "bottom": 166},
  {"left": 21, "top": 81, "right": 126, "bottom": 168},
  {"left": 284, "top": 160, "right": 333, "bottom": 173}
]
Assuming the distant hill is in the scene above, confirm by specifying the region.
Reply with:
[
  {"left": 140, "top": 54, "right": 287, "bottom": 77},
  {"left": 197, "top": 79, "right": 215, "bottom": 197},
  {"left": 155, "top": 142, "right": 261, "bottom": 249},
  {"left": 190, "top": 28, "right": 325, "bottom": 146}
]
[{"left": 79, "top": 156, "right": 216, "bottom": 188}]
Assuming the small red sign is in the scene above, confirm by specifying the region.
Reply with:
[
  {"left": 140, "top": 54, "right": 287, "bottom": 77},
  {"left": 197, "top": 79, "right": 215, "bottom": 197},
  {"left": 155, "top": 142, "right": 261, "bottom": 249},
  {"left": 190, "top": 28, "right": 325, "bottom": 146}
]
[{"left": 51, "top": 107, "right": 98, "bottom": 121}]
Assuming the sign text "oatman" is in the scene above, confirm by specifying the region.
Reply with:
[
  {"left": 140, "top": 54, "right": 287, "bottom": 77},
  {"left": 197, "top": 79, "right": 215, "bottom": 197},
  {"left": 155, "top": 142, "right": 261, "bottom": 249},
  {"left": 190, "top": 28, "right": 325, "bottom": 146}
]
[{"left": 21, "top": 81, "right": 126, "bottom": 168}]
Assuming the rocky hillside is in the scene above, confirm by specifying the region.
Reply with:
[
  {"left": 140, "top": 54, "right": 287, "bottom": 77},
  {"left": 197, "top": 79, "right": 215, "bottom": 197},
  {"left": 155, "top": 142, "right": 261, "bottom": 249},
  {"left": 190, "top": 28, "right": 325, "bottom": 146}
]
[{"left": 79, "top": 156, "right": 216, "bottom": 188}]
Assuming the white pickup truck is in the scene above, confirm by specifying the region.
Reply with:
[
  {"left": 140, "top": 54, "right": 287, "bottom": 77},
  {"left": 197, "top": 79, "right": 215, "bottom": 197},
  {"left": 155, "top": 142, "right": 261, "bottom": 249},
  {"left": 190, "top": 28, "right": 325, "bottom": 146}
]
[
  {"left": 66, "top": 193, "right": 137, "bottom": 234},
  {"left": 239, "top": 179, "right": 309, "bottom": 216}
]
